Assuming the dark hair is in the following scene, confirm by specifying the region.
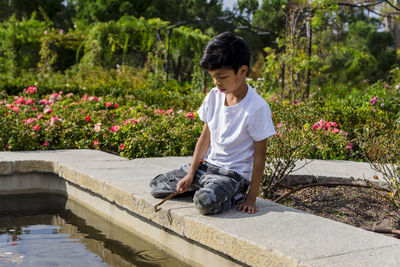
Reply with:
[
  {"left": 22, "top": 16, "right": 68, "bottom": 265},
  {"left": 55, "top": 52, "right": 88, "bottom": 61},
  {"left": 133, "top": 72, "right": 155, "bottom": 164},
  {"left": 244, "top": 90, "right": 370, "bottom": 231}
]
[{"left": 200, "top": 32, "right": 250, "bottom": 73}]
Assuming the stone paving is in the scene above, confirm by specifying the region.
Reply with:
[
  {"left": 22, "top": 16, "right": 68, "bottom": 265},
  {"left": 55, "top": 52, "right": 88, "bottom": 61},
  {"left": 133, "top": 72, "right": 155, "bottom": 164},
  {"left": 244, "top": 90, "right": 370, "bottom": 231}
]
[{"left": 0, "top": 149, "right": 399, "bottom": 266}]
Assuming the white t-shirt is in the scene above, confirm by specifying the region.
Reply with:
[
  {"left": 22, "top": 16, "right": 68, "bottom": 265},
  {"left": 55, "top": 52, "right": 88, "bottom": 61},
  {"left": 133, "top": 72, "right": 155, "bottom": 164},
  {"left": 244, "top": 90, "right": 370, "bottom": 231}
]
[{"left": 197, "top": 85, "right": 275, "bottom": 181}]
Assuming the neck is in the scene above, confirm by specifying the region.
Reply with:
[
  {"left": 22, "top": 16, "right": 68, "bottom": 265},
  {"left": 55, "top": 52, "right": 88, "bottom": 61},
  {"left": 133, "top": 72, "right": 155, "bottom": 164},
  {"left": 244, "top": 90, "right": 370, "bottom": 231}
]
[{"left": 225, "top": 82, "right": 248, "bottom": 106}]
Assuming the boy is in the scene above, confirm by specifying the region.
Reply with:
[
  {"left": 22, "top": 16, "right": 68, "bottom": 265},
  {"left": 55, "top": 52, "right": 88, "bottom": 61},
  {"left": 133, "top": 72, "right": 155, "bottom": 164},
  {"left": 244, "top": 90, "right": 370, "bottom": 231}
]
[{"left": 150, "top": 32, "right": 275, "bottom": 214}]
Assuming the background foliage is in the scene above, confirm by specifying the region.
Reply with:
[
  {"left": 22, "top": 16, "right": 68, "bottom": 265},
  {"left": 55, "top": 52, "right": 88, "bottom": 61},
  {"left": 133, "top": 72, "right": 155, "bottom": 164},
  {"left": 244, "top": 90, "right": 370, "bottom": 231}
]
[{"left": 0, "top": 0, "right": 399, "bottom": 203}]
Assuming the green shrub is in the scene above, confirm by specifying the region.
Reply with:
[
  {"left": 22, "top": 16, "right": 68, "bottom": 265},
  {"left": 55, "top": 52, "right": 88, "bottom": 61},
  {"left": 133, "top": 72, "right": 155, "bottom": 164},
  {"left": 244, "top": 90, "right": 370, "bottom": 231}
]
[{"left": 0, "top": 87, "right": 202, "bottom": 158}]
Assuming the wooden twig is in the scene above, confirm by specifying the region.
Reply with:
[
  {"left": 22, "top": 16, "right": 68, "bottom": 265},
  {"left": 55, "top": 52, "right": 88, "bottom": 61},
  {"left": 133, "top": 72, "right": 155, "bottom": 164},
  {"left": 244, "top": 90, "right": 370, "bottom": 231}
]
[
  {"left": 363, "top": 227, "right": 400, "bottom": 235},
  {"left": 274, "top": 182, "right": 390, "bottom": 203},
  {"left": 154, "top": 191, "right": 179, "bottom": 212},
  {"left": 279, "top": 184, "right": 295, "bottom": 190}
]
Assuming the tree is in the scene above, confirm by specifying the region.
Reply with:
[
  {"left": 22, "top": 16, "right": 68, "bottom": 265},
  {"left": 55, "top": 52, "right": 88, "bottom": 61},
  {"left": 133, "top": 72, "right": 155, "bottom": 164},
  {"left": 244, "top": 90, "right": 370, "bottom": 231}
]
[
  {"left": 237, "top": 0, "right": 259, "bottom": 20},
  {"left": 0, "top": 0, "right": 75, "bottom": 29},
  {"left": 72, "top": 0, "right": 225, "bottom": 27}
]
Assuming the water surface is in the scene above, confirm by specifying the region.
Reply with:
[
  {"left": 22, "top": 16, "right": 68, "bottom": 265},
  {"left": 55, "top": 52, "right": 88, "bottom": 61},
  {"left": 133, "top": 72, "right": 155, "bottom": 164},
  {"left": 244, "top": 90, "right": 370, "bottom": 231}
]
[{"left": 0, "top": 194, "right": 188, "bottom": 267}]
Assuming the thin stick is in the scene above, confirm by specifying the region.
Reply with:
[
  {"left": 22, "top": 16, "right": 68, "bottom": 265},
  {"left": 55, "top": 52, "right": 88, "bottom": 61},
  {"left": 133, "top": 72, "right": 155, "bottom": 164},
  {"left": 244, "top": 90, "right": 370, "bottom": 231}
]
[
  {"left": 363, "top": 227, "right": 400, "bottom": 235},
  {"left": 274, "top": 182, "right": 390, "bottom": 203},
  {"left": 154, "top": 191, "right": 179, "bottom": 212}
]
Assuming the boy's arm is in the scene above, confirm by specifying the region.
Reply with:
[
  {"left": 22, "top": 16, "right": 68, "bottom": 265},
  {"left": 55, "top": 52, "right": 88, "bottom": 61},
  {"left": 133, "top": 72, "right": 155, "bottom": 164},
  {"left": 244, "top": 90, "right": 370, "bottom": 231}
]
[
  {"left": 176, "top": 122, "right": 210, "bottom": 193},
  {"left": 237, "top": 138, "right": 267, "bottom": 214}
]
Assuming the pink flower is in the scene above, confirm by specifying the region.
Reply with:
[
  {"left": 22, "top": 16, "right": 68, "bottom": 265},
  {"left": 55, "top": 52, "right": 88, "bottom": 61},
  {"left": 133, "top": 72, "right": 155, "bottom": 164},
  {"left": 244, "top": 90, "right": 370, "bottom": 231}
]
[
  {"left": 43, "top": 141, "right": 48, "bottom": 146},
  {"left": 370, "top": 96, "right": 378, "bottom": 105},
  {"left": 33, "top": 125, "right": 41, "bottom": 131},
  {"left": 185, "top": 112, "right": 195, "bottom": 119},
  {"left": 25, "top": 118, "right": 36, "bottom": 124},
  {"left": 156, "top": 109, "right": 165, "bottom": 115},
  {"left": 276, "top": 123, "right": 283, "bottom": 128},
  {"left": 49, "top": 116, "right": 59, "bottom": 126},
  {"left": 120, "top": 144, "right": 125, "bottom": 150},
  {"left": 12, "top": 106, "right": 20, "bottom": 113},
  {"left": 293, "top": 100, "right": 299, "bottom": 105},
  {"left": 82, "top": 94, "right": 88, "bottom": 101},
  {"left": 88, "top": 96, "right": 99, "bottom": 102},
  {"left": 0, "top": 101, "right": 3, "bottom": 105},
  {"left": 14, "top": 96, "right": 25, "bottom": 105},
  {"left": 123, "top": 119, "right": 138, "bottom": 126},
  {"left": 49, "top": 92, "right": 61, "bottom": 101},
  {"left": 346, "top": 143, "right": 353, "bottom": 151},
  {"left": 166, "top": 108, "right": 174, "bottom": 115},
  {"left": 39, "top": 98, "right": 49, "bottom": 105},
  {"left": 312, "top": 119, "right": 341, "bottom": 132},
  {"left": 93, "top": 140, "right": 99, "bottom": 146},
  {"left": 24, "top": 86, "right": 38, "bottom": 94},
  {"left": 80, "top": 110, "right": 85, "bottom": 114},
  {"left": 114, "top": 103, "right": 119, "bottom": 108},
  {"left": 94, "top": 123, "right": 102, "bottom": 132},
  {"left": 105, "top": 102, "right": 112, "bottom": 108},
  {"left": 43, "top": 107, "right": 52, "bottom": 114},
  {"left": 5, "top": 144, "right": 9, "bottom": 149},
  {"left": 6, "top": 104, "right": 20, "bottom": 113},
  {"left": 85, "top": 116, "right": 91, "bottom": 122},
  {"left": 32, "top": 107, "right": 38, "bottom": 111},
  {"left": 37, "top": 114, "right": 44, "bottom": 120},
  {"left": 25, "top": 98, "right": 35, "bottom": 105},
  {"left": 110, "top": 125, "right": 120, "bottom": 132},
  {"left": 326, "top": 122, "right": 338, "bottom": 128}
]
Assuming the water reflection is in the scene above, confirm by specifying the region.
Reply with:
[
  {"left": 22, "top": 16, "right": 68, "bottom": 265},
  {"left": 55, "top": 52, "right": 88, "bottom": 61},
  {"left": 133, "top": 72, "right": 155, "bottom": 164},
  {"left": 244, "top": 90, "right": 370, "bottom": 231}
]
[{"left": 0, "top": 194, "right": 188, "bottom": 267}]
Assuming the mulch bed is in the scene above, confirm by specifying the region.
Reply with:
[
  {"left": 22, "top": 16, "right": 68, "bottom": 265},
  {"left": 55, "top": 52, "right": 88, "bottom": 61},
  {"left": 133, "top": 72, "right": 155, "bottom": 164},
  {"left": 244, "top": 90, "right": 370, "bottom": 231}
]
[{"left": 274, "top": 185, "right": 400, "bottom": 239}]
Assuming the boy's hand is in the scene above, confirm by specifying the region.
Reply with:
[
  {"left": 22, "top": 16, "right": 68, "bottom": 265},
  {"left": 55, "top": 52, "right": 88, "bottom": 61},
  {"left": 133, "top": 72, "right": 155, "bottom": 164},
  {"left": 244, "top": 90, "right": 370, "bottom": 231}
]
[
  {"left": 237, "top": 198, "right": 258, "bottom": 214},
  {"left": 176, "top": 174, "right": 194, "bottom": 193}
]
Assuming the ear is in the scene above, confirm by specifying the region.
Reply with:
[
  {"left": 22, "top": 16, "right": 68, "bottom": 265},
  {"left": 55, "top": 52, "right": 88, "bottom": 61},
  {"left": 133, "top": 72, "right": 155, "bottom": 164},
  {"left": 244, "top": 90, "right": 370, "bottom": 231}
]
[{"left": 239, "top": 65, "right": 248, "bottom": 77}]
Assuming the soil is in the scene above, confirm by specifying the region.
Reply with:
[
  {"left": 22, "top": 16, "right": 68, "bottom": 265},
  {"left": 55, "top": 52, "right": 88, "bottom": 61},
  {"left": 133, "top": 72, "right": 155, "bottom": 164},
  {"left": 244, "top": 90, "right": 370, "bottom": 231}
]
[{"left": 273, "top": 185, "right": 400, "bottom": 239}]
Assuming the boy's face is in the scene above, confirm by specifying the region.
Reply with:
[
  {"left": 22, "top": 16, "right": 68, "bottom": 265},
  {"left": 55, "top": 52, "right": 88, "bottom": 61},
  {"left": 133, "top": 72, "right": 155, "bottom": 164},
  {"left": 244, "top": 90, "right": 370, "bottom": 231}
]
[{"left": 208, "top": 66, "right": 248, "bottom": 94}]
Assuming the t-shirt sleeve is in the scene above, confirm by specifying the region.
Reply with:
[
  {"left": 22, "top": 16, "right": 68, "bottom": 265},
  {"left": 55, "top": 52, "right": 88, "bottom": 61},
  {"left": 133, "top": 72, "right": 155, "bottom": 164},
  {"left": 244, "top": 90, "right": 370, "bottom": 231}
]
[
  {"left": 247, "top": 103, "right": 276, "bottom": 141},
  {"left": 197, "top": 91, "right": 212, "bottom": 122}
]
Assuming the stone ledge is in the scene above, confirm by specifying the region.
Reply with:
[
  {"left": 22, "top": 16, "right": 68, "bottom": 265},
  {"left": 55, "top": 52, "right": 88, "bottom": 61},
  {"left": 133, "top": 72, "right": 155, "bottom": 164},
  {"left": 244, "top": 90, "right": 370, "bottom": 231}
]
[{"left": 0, "top": 149, "right": 399, "bottom": 267}]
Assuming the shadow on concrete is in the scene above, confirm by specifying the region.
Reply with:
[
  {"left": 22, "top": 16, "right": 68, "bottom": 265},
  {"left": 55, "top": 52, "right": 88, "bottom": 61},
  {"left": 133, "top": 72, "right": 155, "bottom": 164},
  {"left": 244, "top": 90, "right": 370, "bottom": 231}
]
[{"left": 159, "top": 193, "right": 305, "bottom": 219}]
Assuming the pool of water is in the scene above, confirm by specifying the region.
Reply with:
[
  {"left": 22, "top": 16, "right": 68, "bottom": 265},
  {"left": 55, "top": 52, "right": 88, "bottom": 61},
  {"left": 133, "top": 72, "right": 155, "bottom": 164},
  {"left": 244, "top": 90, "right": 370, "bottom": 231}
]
[{"left": 0, "top": 194, "right": 188, "bottom": 267}]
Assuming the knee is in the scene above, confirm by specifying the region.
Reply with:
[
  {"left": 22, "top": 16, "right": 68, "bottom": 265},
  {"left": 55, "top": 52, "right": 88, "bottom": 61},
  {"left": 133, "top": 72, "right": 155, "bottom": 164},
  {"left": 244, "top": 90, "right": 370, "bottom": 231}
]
[
  {"left": 194, "top": 188, "right": 227, "bottom": 215},
  {"left": 149, "top": 174, "right": 173, "bottom": 198},
  {"left": 150, "top": 185, "right": 163, "bottom": 198}
]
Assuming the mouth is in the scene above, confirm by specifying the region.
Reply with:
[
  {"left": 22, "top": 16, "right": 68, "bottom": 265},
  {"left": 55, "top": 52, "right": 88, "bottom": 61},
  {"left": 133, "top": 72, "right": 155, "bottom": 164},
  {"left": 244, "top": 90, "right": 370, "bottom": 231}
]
[{"left": 218, "top": 88, "right": 226, "bottom": 93}]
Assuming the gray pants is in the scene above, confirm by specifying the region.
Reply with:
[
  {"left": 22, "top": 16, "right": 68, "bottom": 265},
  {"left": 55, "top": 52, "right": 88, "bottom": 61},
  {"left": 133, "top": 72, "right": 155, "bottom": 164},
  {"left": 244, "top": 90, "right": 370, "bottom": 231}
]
[{"left": 150, "top": 161, "right": 249, "bottom": 215}]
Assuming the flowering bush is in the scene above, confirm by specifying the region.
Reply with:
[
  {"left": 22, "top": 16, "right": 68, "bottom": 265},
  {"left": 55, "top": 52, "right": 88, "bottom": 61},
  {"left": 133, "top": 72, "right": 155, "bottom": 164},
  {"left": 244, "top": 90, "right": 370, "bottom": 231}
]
[
  {"left": 306, "top": 119, "right": 352, "bottom": 160},
  {"left": 1, "top": 82, "right": 398, "bottom": 203},
  {"left": 356, "top": 122, "right": 400, "bottom": 221},
  {"left": 0, "top": 87, "right": 202, "bottom": 157},
  {"left": 262, "top": 99, "right": 356, "bottom": 198}
]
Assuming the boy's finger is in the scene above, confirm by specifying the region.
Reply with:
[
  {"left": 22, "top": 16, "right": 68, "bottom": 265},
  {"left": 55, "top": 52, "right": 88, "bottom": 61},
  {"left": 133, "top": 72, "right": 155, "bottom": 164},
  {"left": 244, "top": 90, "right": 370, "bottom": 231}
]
[{"left": 176, "top": 184, "right": 184, "bottom": 193}]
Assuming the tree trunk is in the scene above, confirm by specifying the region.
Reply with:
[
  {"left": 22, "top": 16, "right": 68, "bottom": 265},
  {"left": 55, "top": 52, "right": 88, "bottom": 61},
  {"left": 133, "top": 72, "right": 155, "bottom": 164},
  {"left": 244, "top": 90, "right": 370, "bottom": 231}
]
[{"left": 305, "top": 11, "right": 313, "bottom": 99}]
